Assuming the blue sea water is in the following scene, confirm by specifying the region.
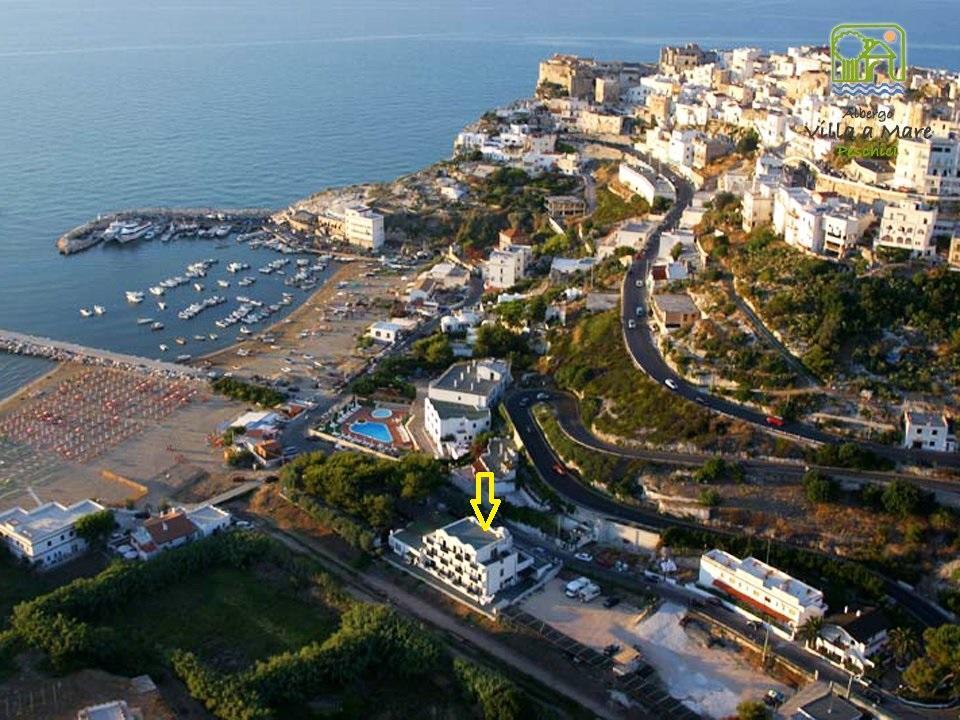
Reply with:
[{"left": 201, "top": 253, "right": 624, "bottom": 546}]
[{"left": 0, "top": 0, "right": 956, "bottom": 397}]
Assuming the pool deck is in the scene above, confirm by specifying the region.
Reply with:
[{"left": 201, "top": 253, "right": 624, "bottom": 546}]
[{"left": 338, "top": 405, "right": 411, "bottom": 451}]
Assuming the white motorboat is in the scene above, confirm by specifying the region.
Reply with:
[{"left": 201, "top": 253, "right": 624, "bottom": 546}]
[
  {"left": 193, "top": 283, "right": 204, "bottom": 292},
  {"left": 157, "top": 302, "right": 167, "bottom": 310},
  {"left": 79, "top": 308, "right": 93, "bottom": 317},
  {"left": 217, "top": 279, "right": 230, "bottom": 288},
  {"left": 159, "top": 344, "right": 168, "bottom": 352},
  {"left": 151, "top": 322, "right": 164, "bottom": 331},
  {"left": 93, "top": 305, "right": 106, "bottom": 315},
  {"left": 125, "top": 291, "right": 144, "bottom": 303},
  {"left": 136, "top": 317, "right": 154, "bottom": 325},
  {"left": 149, "top": 286, "right": 164, "bottom": 296}
]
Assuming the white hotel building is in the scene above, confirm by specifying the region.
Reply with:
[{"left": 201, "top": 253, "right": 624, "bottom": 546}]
[
  {"left": 0, "top": 499, "right": 105, "bottom": 569},
  {"left": 699, "top": 548, "right": 826, "bottom": 629},
  {"left": 343, "top": 203, "right": 385, "bottom": 251},
  {"left": 389, "top": 517, "right": 533, "bottom": 605},
  {"left": 424, "top": 359, "right": 511, "bottom": 458}
]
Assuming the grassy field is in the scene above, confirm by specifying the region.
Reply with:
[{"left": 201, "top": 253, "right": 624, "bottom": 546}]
[
  {"left": 0, "top": 553, "right": 105, "bottom": 630},
  {"left": 109, "top": 565, "right": 339, "bottom": 671}
]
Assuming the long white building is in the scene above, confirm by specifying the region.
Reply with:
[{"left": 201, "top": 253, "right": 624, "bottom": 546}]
[
  {"left": 389, "top": 517, "right": 533, "bottom": 605},
  {"left": 698, "top": 548, "right": 826, "bottom": 629},
  {"left": 0, "top": 499, "right": 105, "bottom": 569}
]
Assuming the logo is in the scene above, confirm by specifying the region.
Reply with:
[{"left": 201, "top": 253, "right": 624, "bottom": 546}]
[{"left": 830, "top": 23, "right": 906, "bottom": 97}]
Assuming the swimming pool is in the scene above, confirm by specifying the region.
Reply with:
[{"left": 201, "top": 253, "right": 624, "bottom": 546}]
[
  {"left": 349, "top": 421, "right": 393, "bottom": 444},
  {"left": 370, "top": 408, "right": 393, "bottom": 419}
]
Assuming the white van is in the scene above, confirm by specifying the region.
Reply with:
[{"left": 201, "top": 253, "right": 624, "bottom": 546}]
[
  {"left": 564, "top": 577, "right": 590, "bottom": 598},
  {"left": 579, "top": 583, "right": 601, "bottom": 603}
]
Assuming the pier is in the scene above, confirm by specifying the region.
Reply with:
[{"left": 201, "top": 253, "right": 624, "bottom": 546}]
[
  {"left": 56, "top": 207, "right": 275, "bottom": 255},
  {"left": 0, "top": 329, "right": 205, "bottom": 379}
]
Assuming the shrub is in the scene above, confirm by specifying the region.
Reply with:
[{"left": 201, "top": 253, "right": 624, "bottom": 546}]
[{"left": 802, "top": 470, "right": 838, "bottom": 504}]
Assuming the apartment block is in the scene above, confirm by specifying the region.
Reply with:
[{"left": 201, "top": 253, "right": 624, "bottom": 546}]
[
  {"left": 389, "top": 517, "right": 533, "bottom": 605},
  {"left": 874, "top": 202, "right": 937, "bottom": 258},
  {"left": 699, "top": 548, "right": 827, "bottom": 629},
  {"left": 893, "top": 134, "right": 960, "bottom": 197},
  {"left": 343, "top": 204, "right": 385, "bottom": 251}
]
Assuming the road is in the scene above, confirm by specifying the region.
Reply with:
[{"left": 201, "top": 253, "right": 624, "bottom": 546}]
[
  {"left": 545, "top": 390, "right": 960, "bottom": 501},
  {"left": 574, "top": 137, "right": 960, "bottom": 472},
  {"left": 503, "top": 388, "right": 953, "bottom": 630}
]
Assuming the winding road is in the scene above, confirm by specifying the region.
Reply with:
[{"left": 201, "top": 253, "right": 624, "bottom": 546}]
[
  {"left": 584, "top": 137, "right": 960, "bottom": 471},
  {"left": 502, "top": 388, "right": 953, "bottom": 630}
]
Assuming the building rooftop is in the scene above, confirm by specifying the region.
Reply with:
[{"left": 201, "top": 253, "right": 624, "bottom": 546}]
[
  {"left": 142, "top": 511, "right": 199, "bottom": 547},
  {"left": 705, "top": 548, "right": 823, "bottom": 605},
  {"left": 0, "top": 499, "right": 104, "bottom": 541},
  {"left": 440, "top": 517, "right": 505, "bottom": 551},
  {"left": 798, "top": 694, "right": 863, "bottom": 720},
  {"left": 185, "top": 505, "right": 231, "bottom": 535},
  {"left": 427, "top": 398, "right": 490, "bottom": 421},
  {"left": 905, "top": 409, "right": 948, "bottom": 427},
  {"left": 652, "top": 293, "right": 699, "bottom": 314},
  {"left": 430, "top": 359, "right": 509, "bottom": 399},
  {"left": 827, "top": 607, "right": 890, "bottom": 643}
]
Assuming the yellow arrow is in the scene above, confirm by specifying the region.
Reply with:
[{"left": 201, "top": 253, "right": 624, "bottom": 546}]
[{"left": 470, "top": 471, "right": 501, "bottom": 532}]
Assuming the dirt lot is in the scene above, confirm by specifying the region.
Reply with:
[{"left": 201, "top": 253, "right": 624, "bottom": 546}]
[{"left": 523, "top": 583, "right": 790, "bottom": 719}]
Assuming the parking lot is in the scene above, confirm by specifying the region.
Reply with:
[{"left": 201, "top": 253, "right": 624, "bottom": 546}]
[{"left": 521, "top": 581, "right": 790, "bottom": 719}]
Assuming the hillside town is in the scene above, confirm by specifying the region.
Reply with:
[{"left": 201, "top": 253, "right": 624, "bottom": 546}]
[{"left": 2, "top": 37, "right": 960, "bottom": 720}]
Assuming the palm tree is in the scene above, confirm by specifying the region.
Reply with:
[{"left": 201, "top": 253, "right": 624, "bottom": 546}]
[
  {"left": 888, "top": 626, "right": 921, "bottom": 668},
  {"left": 795, "top": 616, "right": 823, "bottom": 648}
]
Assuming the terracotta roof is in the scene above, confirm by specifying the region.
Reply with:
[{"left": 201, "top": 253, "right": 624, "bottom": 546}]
[
  {"left": 144, "top": 511, "right": 199, "bottom": 546},
  {"left": 500, "top": 227, "right": 523, "bottom": 238}
]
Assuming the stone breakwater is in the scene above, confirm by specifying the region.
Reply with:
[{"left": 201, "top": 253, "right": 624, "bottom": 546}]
[
  {"left": 56, "top": 207, "right": 274, "bottom": 255},
  {"left": 0, "top": 328, "right": 203, "bottom": 380}
]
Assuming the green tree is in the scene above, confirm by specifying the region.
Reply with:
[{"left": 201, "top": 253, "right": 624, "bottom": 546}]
[
  {"left": 902, "top": 624, "right": 960, "bottom": 698},
  {"left": 670, "top": 242, "right": 684, "bottom": 261},
  {"left": 802, "top": 470, "right": 838, "bottom": 504},
  {"left": 795, "top": 615, "right": 823, "bottom": 647},
  {"left": 736, "top": 699, "right": 771, "bottom": 720},
  {"left": 881, "top": 480, "right": 927, "bottom": 517},
  {"left": 74, "top": 509, "right": 115, "bottom": 544},
  {"left": 888, "top": 626, "right": 921, "bottom": 668},
  {"left": 736, "top": 129, "right": 760, "bottom": 155}
]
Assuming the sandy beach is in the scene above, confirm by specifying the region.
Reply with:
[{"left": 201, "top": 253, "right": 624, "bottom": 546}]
[{"left": 199, "top": 258, "right": 410, "bottom": 392}]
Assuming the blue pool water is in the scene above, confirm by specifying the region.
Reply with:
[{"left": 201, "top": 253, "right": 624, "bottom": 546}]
[
  {"left": 370, "top": 408, "right": 393, "bottom": 419},
  {"left": 350, "top": 421, "right": 393, "bottom": 445}
]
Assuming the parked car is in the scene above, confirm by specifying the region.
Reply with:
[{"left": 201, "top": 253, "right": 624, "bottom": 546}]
[
  {"left": 536, "top": 392, "right": 549, "bottom": 401},
  {"left": 603, "top": 596, "right": 622, "bottom": 609},
  {"left": 664, "top": 378, "right": 678, "bottom": 390},
  {"left": 627, "top": 319, "right": 636, "bottom": 329},
  {"left": 765, "top": 415, "right": 786, "bottom": 428},
  {"left": 764, "top": 690, "right": 785, "bottom": 707},
  {"left": 635, "top": 279, "right": 642, "bottom": 288},
  {"left": 694, "top": 396, "right": 707, "bottom": 405},
  {"left": 553, "top": 463, "right": 566, "bottom": 475},
  {"left": 574, "top": 552, "right": 594, "bottom": 563}
]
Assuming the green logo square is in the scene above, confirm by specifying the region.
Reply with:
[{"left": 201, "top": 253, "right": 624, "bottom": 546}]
[{"left": 830, "top": 23, "right": 907, "bottom": 85}]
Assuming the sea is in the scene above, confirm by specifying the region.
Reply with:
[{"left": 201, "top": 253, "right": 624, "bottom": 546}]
[{"left": 0, "top": 0, "right": 957, "bottom": 399}]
